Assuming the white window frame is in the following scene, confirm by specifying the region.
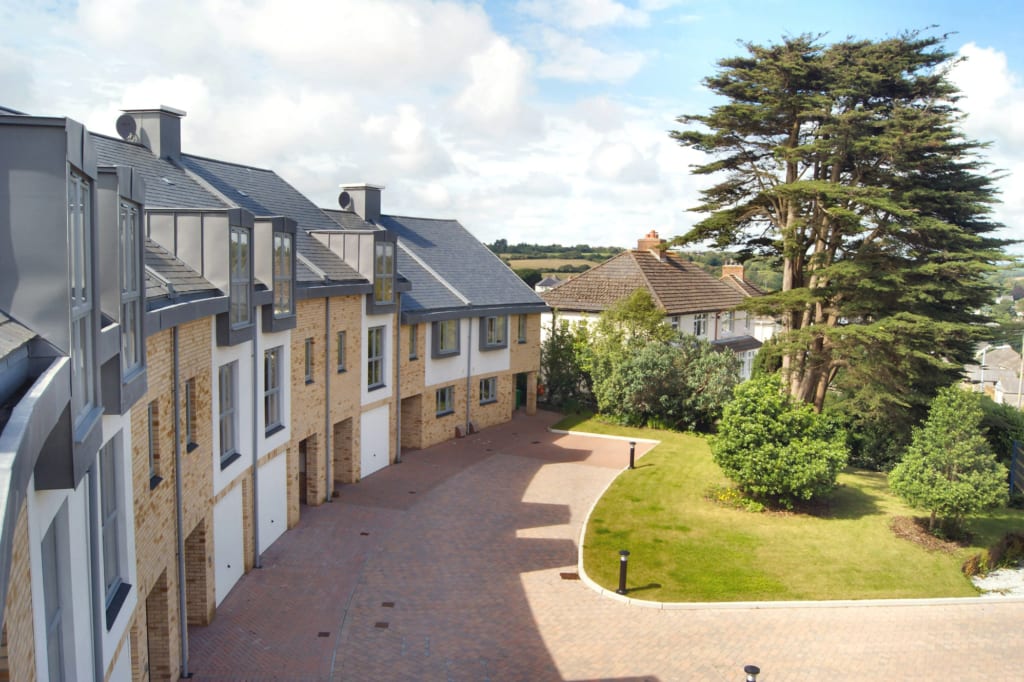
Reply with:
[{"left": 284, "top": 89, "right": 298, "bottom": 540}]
[
  {"left": 229, "top": 226, "right": 251, "bottom": 328},
  {"left": 725, "top": 311, "right": 735, "bottom": 333},
  {"left": 100, "top": 439, "right": 128, "bottom": 609},
  {"left": 367, "top": 326, "right": 385, "bottom": 389},
  {"left": 42, "top": 506, "right": 73, "bottom": 681},
  {"left": 374, "top": 241, "right": 394, "bottom": 305},
  {"left": 693, "top": 313, "right": 708, "bottom": 338},
  {"left": 436, "top": 385, "right": 454, "bottom": 416},
  {"left": 265, "top": 346, "right": 283, "bottom": 432},
  {"left": 219, "top": 362, "right": 238, "bottom": 467},
  {"left": 119, "top": 200, "right": 143, "bottom": 377},
  {"left": 479, "top": 376, "right": 497, "bottom": 405},
  {"left": 272, "top": 231, "right": 293, "bottom": 318}
]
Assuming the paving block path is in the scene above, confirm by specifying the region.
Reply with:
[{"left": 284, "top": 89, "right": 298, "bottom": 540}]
[{"left": 187, "top": 412, "right": 1024, "bottom": 681}]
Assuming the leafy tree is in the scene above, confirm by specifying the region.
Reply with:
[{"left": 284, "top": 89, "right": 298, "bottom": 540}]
[
  {"left": 889, "top": 386, "right": 1008, "bottom": 531},
  {"left": 671, "top": 32, "right": 1008, "bottom": 424},
  {"left": 712, "top": 373, "right": 848, "bottom": 508},
  {"left": 593, "top": 335, "right": 739, "bottom": 431},
  {"left": 540, "top": 317, "right": 592, "bottom": 409},
  {"left": 979, "top": 395, "right": 1024, "bottom": 469}
]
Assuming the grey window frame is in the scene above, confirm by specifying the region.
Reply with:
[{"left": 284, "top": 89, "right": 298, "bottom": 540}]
[
  {"left": 184, "top": 378, "right": 198, "bottom": 452},
  {"left": 219, "top": 362, "right": 239, "bottom": 468},
  {"left": 517, "top": 315, "right": 527, "bottom": 344},
  {"left": 229, "top": 226, "right": 251, "bottom": 329},
  {"left": 304, "top": 338, "right": 314, "bottom": 384},
  {"left": 272, "top": 231, "right": 294, "bottom": 318},
  {"left": 367, "top": 326, "right": 385, "bottom": 389},
  {"left": 432, "top": 319, "right": 460, "bottom": 358},
  {"left": 336, "top": 331, "right": 346, "bottom": 373},
  {"left": 119, "top": 200, "right": 143, "bottom": 377},
  {"left": 435, "top": 385, "right": 454, "bottom": 416},
  {"left": 374, "top": 241, "right": 395, "bottom": 305},
  {"left": 147, "top": 401, "right": 161, "bottom": 488},
  {"left": 68, "top": 167, "right": 96, "bottom": 427},
  {"left": 42, "top": 509, "right": 71, "bottom": 681},
  {"left": 479, "top": 376, "right": 497, "bottom": 405},
  {"left": 408, "top": 324, "right": 418, "bottom": 360},
  {"left": 480, "top": 315, "right": 508, "bottom": 350},
  {"left": 265, "top": 346, "right": 283, "bottom": 433}
]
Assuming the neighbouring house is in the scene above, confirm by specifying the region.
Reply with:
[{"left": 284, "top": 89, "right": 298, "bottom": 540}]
[
  {"left": 534, "top": 276, "right": 563, "bottom": 292},
  {"left": 0, "top": 102, "right": 547, "bottom": 681},
  {"left": 325, "top": 184, "right": 549, "bottom": 450},
  {"left": 964, "top": 344, "right": 1024, "bottom": 407},
  {"left": 539, "top": 230, "right": 777, "bottom": 379}
]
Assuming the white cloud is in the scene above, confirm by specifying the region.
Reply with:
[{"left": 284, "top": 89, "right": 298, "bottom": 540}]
[
  {"left": 537, "top": 29, "right": 646, "bottom": 83},
  {"left": 452, "top": 37, "right": 540, "bottom": 134},
  {"left": 516, "top": 0, "right": 649, "bottom": 30}
]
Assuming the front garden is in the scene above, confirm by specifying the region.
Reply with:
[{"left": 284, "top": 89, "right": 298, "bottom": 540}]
[{"left": 564, "top": 414, "right": 1024, "bottom": 602}]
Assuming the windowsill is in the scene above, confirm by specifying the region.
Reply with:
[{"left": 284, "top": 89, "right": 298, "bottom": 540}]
[
  {"left": 220, "top": 451, "right": 242, "bottom": 470},
  {"left": 480, "top": 399, "right": 497, "bottom": 406},
  {"left": 337, "top": 367, "right": 346, "bottom": 374},
  {"left": 517, "top": 340, "right": 527, "bottom": 344},
  {"left": 186, "top": 441, "right": 199, "bottom": 454},
  {"left": 434, "top": 350, "right": 459, "bottom": 358},
  {"left": 481, "top": 343, "right": 507, "bottom": 351},
  {"left": 305, "top": 378, "right": 314, "bottom": 385},
  {"left": 409, "top": 356, "right": 418, "bottom": 361},
  {"left": 105, "top": 581, "right": 131, "bottom": 630},
  {"left": 265, "top": 423, "right": 285, "bottom": 438},
  {"left": 149, "top": 475, "right": 163, "bottom": 491},
  {"left": 435, "top": 409, "right": 454, "bottom": 418},
  {"left": 368, "top": 383, "right": 386, "bottom": 392}
]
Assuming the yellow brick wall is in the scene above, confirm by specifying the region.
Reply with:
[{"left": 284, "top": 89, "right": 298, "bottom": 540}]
[
  {"left": 418, "top": 380, "right": 466, "bottom": 449},
  {"left": 3, "top": 501, "right": 36, "bottom": 682},
  {"left": 328, "top": 297, "right": 363, "bottom": 486},
  {"left": 471, "top": 373, "right": 514, "bottom": 431},
  {"left": 399, "top": 322, "right": 425, "bottom": 397},
  {"left": 509, "top": 313, "right": 541, "bottom": 374},
  {"left": 290, "top": 298, "right": 327, "bottom": 509}
]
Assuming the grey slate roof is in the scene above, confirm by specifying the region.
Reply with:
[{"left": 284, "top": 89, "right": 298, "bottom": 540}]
[
  {"left": 711, "top": 335, "right": 762, "bottom": 353},
  {"left": 0, "top": 106, "right": 26, "bottom": 116},
  {"left": 0, "top": 312, "right": 36, "bottom": 360},
  {"left": 394, "top": 246, "right": 467, "bottom": 313},
  {"left": 377, "top": 215, "right": 545, "bottom": 312},
  {"left": 180, "top": 155, "right": 365, "bottom": 284},
  {"left": 144, "top": 238, "right": 220, "bottom": 305},
  {"left": 91, "top": 134, "right": 227, "bottom": 210}
]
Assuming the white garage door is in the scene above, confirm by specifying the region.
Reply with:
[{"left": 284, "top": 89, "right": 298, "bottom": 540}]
[
  {"left": 257, "top": 453, "right": 288, "bottom": 553},
  {"left": 360, "top": 405, "right": 391, "bottom": 479},
  {"left": 213, "top": 484, "right": 244, "bottom": 606}
]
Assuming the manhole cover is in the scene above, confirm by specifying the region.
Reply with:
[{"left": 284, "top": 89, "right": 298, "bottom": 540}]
[
  {"left": 360, "top": 532, "right": 370, "bottom": 536},
  {"left": 318, "top": 632, "right": 330, "bottom": 637},
  {"left": 375, "top": 622, "right": 389, "bottom": 629},
  {"left": 559, "top": 572, "right": 580, "bottom": 580},
  {"left": 382, "top": 602, "right": 395, "bottom": 608}
]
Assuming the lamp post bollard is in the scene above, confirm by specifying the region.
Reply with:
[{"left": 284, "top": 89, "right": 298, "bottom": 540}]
[
  {"left": 616, "top": 549, "right": 630, "bottom": 595},
  {"left": 629, "top": 441, "right": 636, "bottom": 469},
  {"left": 744, "top": 664, "right": 760, "bottom": 682}
]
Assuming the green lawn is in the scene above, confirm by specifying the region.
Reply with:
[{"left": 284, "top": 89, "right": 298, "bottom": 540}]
[{"left": 563, "top": 415, "right": 1024, "bottom": 602}]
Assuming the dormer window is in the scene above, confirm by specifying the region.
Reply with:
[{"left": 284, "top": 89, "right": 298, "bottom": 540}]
[
  {"left": 68, "top": 167, "right": 96, "bottom": 425},
  {"left": 229, "top": 226, "right": 251, "bottom": 328},
  {"left": 120, "top": 200, "right": 143, "bottom": 376},
  {"left": 272, "top": 231, "right": 293, "bottom": 318},
  {"left": 374, "top": 241, "right": 394, "bottom": 305}
]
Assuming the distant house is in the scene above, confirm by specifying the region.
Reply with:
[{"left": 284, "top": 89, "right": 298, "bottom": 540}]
[
  {"left": 534, "top": 276, "right": 563, "bottom": 293},
  {"left": 964, "top": 344, "right": 1023, "bottom": 407},
  {"left": 539, "top": 230, "right": 777, "bottom": 379}
]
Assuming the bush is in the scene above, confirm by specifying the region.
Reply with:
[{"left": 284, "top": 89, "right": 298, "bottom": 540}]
[{"left": 711, "top": 373, "right": 849, "bottom": 509}]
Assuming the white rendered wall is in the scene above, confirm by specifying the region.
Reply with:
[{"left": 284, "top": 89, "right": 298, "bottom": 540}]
[
  {"left": 256, "top": 327, "right": 291, "bottom": 458},
  {"left": 361, "top": 311, "right": 394, "bottom": 405},
  {"left": 210, "top": 317, "right": 255, "bottom": 495}
]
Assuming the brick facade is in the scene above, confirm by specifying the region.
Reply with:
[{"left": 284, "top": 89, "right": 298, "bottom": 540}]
[{"left": 3, "top": 502, "right": 35, "bottom": 682}]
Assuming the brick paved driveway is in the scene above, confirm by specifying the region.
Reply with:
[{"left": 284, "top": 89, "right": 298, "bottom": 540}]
[{"left": 189, "top": 411, "right": 1024, "bottom": 681}]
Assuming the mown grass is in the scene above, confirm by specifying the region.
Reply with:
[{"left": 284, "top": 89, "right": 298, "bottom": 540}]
[{"left": 560, "top": 415, "right": 1024, "bottom": 602}]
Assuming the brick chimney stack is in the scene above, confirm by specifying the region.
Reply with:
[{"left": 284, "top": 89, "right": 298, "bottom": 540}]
[
  {"left": 637, "top": 230, "right": 664, "bottom": 253},
  {"left": 721, "top": 262, "right": 745, "bottom": 280}
]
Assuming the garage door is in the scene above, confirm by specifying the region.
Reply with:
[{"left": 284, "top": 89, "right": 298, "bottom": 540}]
[
  {"left": 360, "top": 405, "right": 391, "bottom": 479},
  {"left": 257, "top": 453, "right": 287, "bottom": 553},
  {"left": 213, "top": 485, "right": 244, "bottom": 606}
]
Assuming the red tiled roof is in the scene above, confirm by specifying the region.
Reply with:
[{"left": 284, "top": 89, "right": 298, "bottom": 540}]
[{"left": 540, "top": 249, "right": 758, "bottom": 314}]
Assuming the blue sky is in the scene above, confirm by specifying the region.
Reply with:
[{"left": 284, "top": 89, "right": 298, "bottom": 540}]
[{"left": 3, "top": 0, "right": 1024, "bottom": 249}]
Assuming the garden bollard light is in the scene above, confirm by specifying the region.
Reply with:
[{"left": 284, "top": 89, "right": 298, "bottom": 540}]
[
  {"left": 744, "top": 664, "right": 760, "bottom": 682},
  {"left": 629, "top": 441, "right": 636, "bottom": 469},
  {"left": 616, "top": 549, "right": 630, "bottom": 594}
]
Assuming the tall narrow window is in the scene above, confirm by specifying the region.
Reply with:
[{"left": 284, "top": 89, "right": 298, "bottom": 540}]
[
  {"left": 219, "top": 362, "right": 238, "bottom": 467},
  {"left": 147, "top": 401, "right": 161, "bottom": 487},
  {"left": 304, "top": 338, "right": 314, "bottom": 383},
  {"left": 184, "top": 378, "right": 197, "bottom": 452},
  {"left": 724, "top": 311, "right": 735, "bottom": 333},
  {"left": 100, "top": 439, "right": 125, "bottom": 610},
  {"left": 229, "top": 226, "right": 251, "bottom": 328},
  {"left": 265, "top": 347, "right": 283, "bottom": 432},
  {"left": 409, "top": 325, "right": 418, "bottom": 360},
  {"left": 42, "top": 512, "right": 69, "bottom": 681},
  {"left": 367, "top": 326, "right": 385, "bottom": 389},
  {"left": 336, "top": 331, "right": 346, "bottom": 372},
  {"left": 373, "top": 241, "right": 394, "bottom": 305},
  {"left": 517, "top": 315, "right": 527, "bottom": 343},
  {"left": 693, "top": 313, "right": 708, "bottom": 338},
  {"left": 272, "top": 231, "right": 293, "bottom": 318},
  {"left": 68, "top": 168, "right": 95, "bottom": 426},
  {"left": 120, "top": 201, "right": 142, "bottom": 376},
  {"left": 433, "top": 319, "right": 459, "bottom": 357}
]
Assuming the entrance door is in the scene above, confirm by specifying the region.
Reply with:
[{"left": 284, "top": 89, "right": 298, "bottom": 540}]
[{"left": 298, "top": 439, "right": 308, "bottom": 505}]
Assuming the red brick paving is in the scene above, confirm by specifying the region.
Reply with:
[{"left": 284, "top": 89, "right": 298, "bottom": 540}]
[{"left": 187, "top": 411, "right": 1024, "bottom": 681}]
